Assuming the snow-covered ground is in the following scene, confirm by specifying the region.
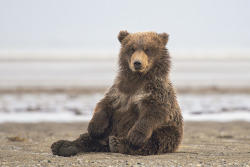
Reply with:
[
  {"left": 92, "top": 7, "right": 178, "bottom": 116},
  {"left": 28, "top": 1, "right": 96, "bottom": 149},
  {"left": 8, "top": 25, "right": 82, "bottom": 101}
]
[{"left": 0, "top": 93, "right": 249, "bottom": 123}]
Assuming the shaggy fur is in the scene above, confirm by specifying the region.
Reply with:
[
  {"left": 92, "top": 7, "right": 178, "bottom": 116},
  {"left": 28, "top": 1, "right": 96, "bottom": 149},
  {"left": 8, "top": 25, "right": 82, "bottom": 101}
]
[{"left": 51, "top": 30, "right": 183, "bottom": 156}]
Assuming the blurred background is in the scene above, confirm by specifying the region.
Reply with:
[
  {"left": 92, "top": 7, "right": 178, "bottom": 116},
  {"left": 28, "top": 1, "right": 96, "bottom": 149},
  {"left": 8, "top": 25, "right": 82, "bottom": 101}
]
[{"left": 0, "top": 0, "right": 250, "bottom": 123}]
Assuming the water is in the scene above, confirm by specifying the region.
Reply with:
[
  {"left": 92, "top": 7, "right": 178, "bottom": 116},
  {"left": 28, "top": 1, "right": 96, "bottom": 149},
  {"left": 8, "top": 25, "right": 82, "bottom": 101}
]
[
  {"left": 180, "top": 93, "right": 250, "bottom": 121},
  {"left": 0, "top": 93, "right": 249, "bottom": 123}
]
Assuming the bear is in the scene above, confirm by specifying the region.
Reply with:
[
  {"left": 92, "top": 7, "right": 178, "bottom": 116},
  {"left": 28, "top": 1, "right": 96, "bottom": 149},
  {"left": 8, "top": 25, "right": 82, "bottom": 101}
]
[{"left": 51, "top": 30, "right": 183, "bottom": 156}]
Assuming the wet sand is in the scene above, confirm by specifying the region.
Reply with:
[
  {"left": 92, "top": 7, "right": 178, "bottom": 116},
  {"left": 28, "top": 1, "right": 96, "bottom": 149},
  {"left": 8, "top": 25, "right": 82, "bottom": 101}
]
[{"left": 0, "top": 121, "right": 250, "bottom": 167}]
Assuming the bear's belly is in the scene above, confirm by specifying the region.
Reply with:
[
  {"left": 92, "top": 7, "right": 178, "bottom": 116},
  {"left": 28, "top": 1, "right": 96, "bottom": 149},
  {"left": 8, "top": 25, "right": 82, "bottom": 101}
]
[{"left": 110, "top": 104, "right": 139, "bottom": 137}]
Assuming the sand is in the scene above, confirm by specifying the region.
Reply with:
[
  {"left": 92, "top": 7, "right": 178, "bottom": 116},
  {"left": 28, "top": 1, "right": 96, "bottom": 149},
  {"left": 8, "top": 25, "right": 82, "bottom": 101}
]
[{"left": 0, "top": 121, "right": 250, "bottom": 167}]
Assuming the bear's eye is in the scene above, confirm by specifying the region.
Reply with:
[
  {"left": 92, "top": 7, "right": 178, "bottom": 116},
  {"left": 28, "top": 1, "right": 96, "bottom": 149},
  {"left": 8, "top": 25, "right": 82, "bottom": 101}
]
[
  {"left": 130, "top": 48, "right": 135, "bottom": 53},
  {"left": 145, "top": 49, "right": 150, "bottom": 54}
]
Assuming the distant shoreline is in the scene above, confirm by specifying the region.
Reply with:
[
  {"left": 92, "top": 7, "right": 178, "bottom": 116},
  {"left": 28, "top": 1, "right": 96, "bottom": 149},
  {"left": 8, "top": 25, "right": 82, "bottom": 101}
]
[
  {"left": 0, "top": 57, "right": 249, "bottom": 93},
  {"left": 1, "top": 86, "right": 250, "bottom": 94}
]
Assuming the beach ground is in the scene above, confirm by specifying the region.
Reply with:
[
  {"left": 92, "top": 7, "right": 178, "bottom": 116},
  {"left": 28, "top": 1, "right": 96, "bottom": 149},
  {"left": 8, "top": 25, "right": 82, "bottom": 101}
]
[{"left": 0, "top": 121, "right": 250, "bottom": 167}]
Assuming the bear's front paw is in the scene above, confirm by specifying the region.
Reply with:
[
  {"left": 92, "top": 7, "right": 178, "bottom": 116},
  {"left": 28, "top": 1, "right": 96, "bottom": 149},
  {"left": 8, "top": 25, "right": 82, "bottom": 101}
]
[
  {"left": 51, "top": 140, "right": 79, "bottom": 157},
  {"left": 127, "top": 131, "right": 147, "bottom": 147}
]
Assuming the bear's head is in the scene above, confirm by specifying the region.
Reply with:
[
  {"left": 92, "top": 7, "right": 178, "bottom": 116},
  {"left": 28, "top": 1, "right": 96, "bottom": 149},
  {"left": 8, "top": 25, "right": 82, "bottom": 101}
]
[{"left": 118, "top": 30, "right": 169, "bottom": 74}]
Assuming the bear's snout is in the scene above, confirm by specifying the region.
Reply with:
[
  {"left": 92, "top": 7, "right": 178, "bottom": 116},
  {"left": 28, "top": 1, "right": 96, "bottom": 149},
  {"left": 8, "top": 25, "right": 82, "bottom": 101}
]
[
  {"left": 129, "top": 50, "right": 149, "bottom": 73},
  {"left": 133, "top": 60, "right": 142, "bottom": 70}
]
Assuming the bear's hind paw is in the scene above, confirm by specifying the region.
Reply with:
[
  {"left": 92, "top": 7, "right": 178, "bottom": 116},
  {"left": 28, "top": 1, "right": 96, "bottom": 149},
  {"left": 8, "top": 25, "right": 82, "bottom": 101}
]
[
  {"left": 109, "top": 136, "right": 122, "bottom": 153},
  {"left": 51, "top": 140, "right": 79, "bottom": 157}
]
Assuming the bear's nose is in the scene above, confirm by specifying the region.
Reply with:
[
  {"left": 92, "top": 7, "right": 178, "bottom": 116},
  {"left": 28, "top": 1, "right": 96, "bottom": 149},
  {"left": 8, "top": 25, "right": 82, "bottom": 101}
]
[{"left": 134, "top": 60, "right": 142, "bottom": 70}]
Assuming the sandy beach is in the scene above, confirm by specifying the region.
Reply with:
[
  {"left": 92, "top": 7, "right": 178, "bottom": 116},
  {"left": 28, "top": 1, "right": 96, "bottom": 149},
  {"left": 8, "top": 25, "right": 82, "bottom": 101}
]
[{"left": 0, "top": 121, "right": 249, "bottom": 167}]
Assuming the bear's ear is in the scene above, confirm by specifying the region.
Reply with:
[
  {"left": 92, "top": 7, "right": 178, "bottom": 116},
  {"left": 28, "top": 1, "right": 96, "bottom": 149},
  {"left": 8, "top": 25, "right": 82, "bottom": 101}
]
[
  {"left": 158, "top": 32, "right": 169, "bottom": 46},
  {"left": 118, "top": 30, "right": 130, "bottom": 43}
]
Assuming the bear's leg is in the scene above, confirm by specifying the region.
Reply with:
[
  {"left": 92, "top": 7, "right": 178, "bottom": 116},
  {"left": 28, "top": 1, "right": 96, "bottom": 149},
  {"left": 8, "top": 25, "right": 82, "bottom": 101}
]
[
  {"left": 109, "top": 135, "right": 157, "bottom": 155},
  {"left": 150, "top": 125, "right": 183, "bottom": 154},
  {"left": 51, "top": 133, "right": 109, "bottom": 157},
  {"left": 109, "top": 125, "right": 183, "bottom": 155}
]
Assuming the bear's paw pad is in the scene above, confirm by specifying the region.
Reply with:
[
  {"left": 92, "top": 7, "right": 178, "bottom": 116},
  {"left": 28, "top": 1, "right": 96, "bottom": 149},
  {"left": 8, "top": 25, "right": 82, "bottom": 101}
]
[{"left": 51, "top": 140, "right": 78, "bottom": 157}]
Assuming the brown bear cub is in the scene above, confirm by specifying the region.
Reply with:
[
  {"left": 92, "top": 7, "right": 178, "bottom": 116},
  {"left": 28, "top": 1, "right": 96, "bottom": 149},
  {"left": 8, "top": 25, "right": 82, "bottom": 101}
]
[{"left": 51, "top": 31, "right": 183, "bottom": 156}]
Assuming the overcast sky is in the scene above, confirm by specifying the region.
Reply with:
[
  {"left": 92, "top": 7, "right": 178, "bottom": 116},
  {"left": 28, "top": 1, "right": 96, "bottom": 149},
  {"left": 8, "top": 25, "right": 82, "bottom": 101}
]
[{"left": 0, "top": 0, "right": 250, "bottom": 52}]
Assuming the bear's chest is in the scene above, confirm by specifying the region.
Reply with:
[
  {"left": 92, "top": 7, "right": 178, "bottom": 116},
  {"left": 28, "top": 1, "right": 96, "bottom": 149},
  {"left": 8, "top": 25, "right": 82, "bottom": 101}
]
[{"left": 112, "top": 88, "right": 149, "bottom": 112}]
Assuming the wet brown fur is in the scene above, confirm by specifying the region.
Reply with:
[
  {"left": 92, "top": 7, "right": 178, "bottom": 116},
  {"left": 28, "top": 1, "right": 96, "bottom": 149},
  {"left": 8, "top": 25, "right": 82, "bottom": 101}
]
[{"left": 51, "top": 30, "right": 183, "bottom": 156}]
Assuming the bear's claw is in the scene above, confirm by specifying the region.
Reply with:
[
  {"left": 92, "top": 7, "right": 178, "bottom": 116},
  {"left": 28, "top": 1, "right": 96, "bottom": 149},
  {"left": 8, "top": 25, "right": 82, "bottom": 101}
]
[{"left": 51, "top": 140, "right": 78, "bottom": 157}]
